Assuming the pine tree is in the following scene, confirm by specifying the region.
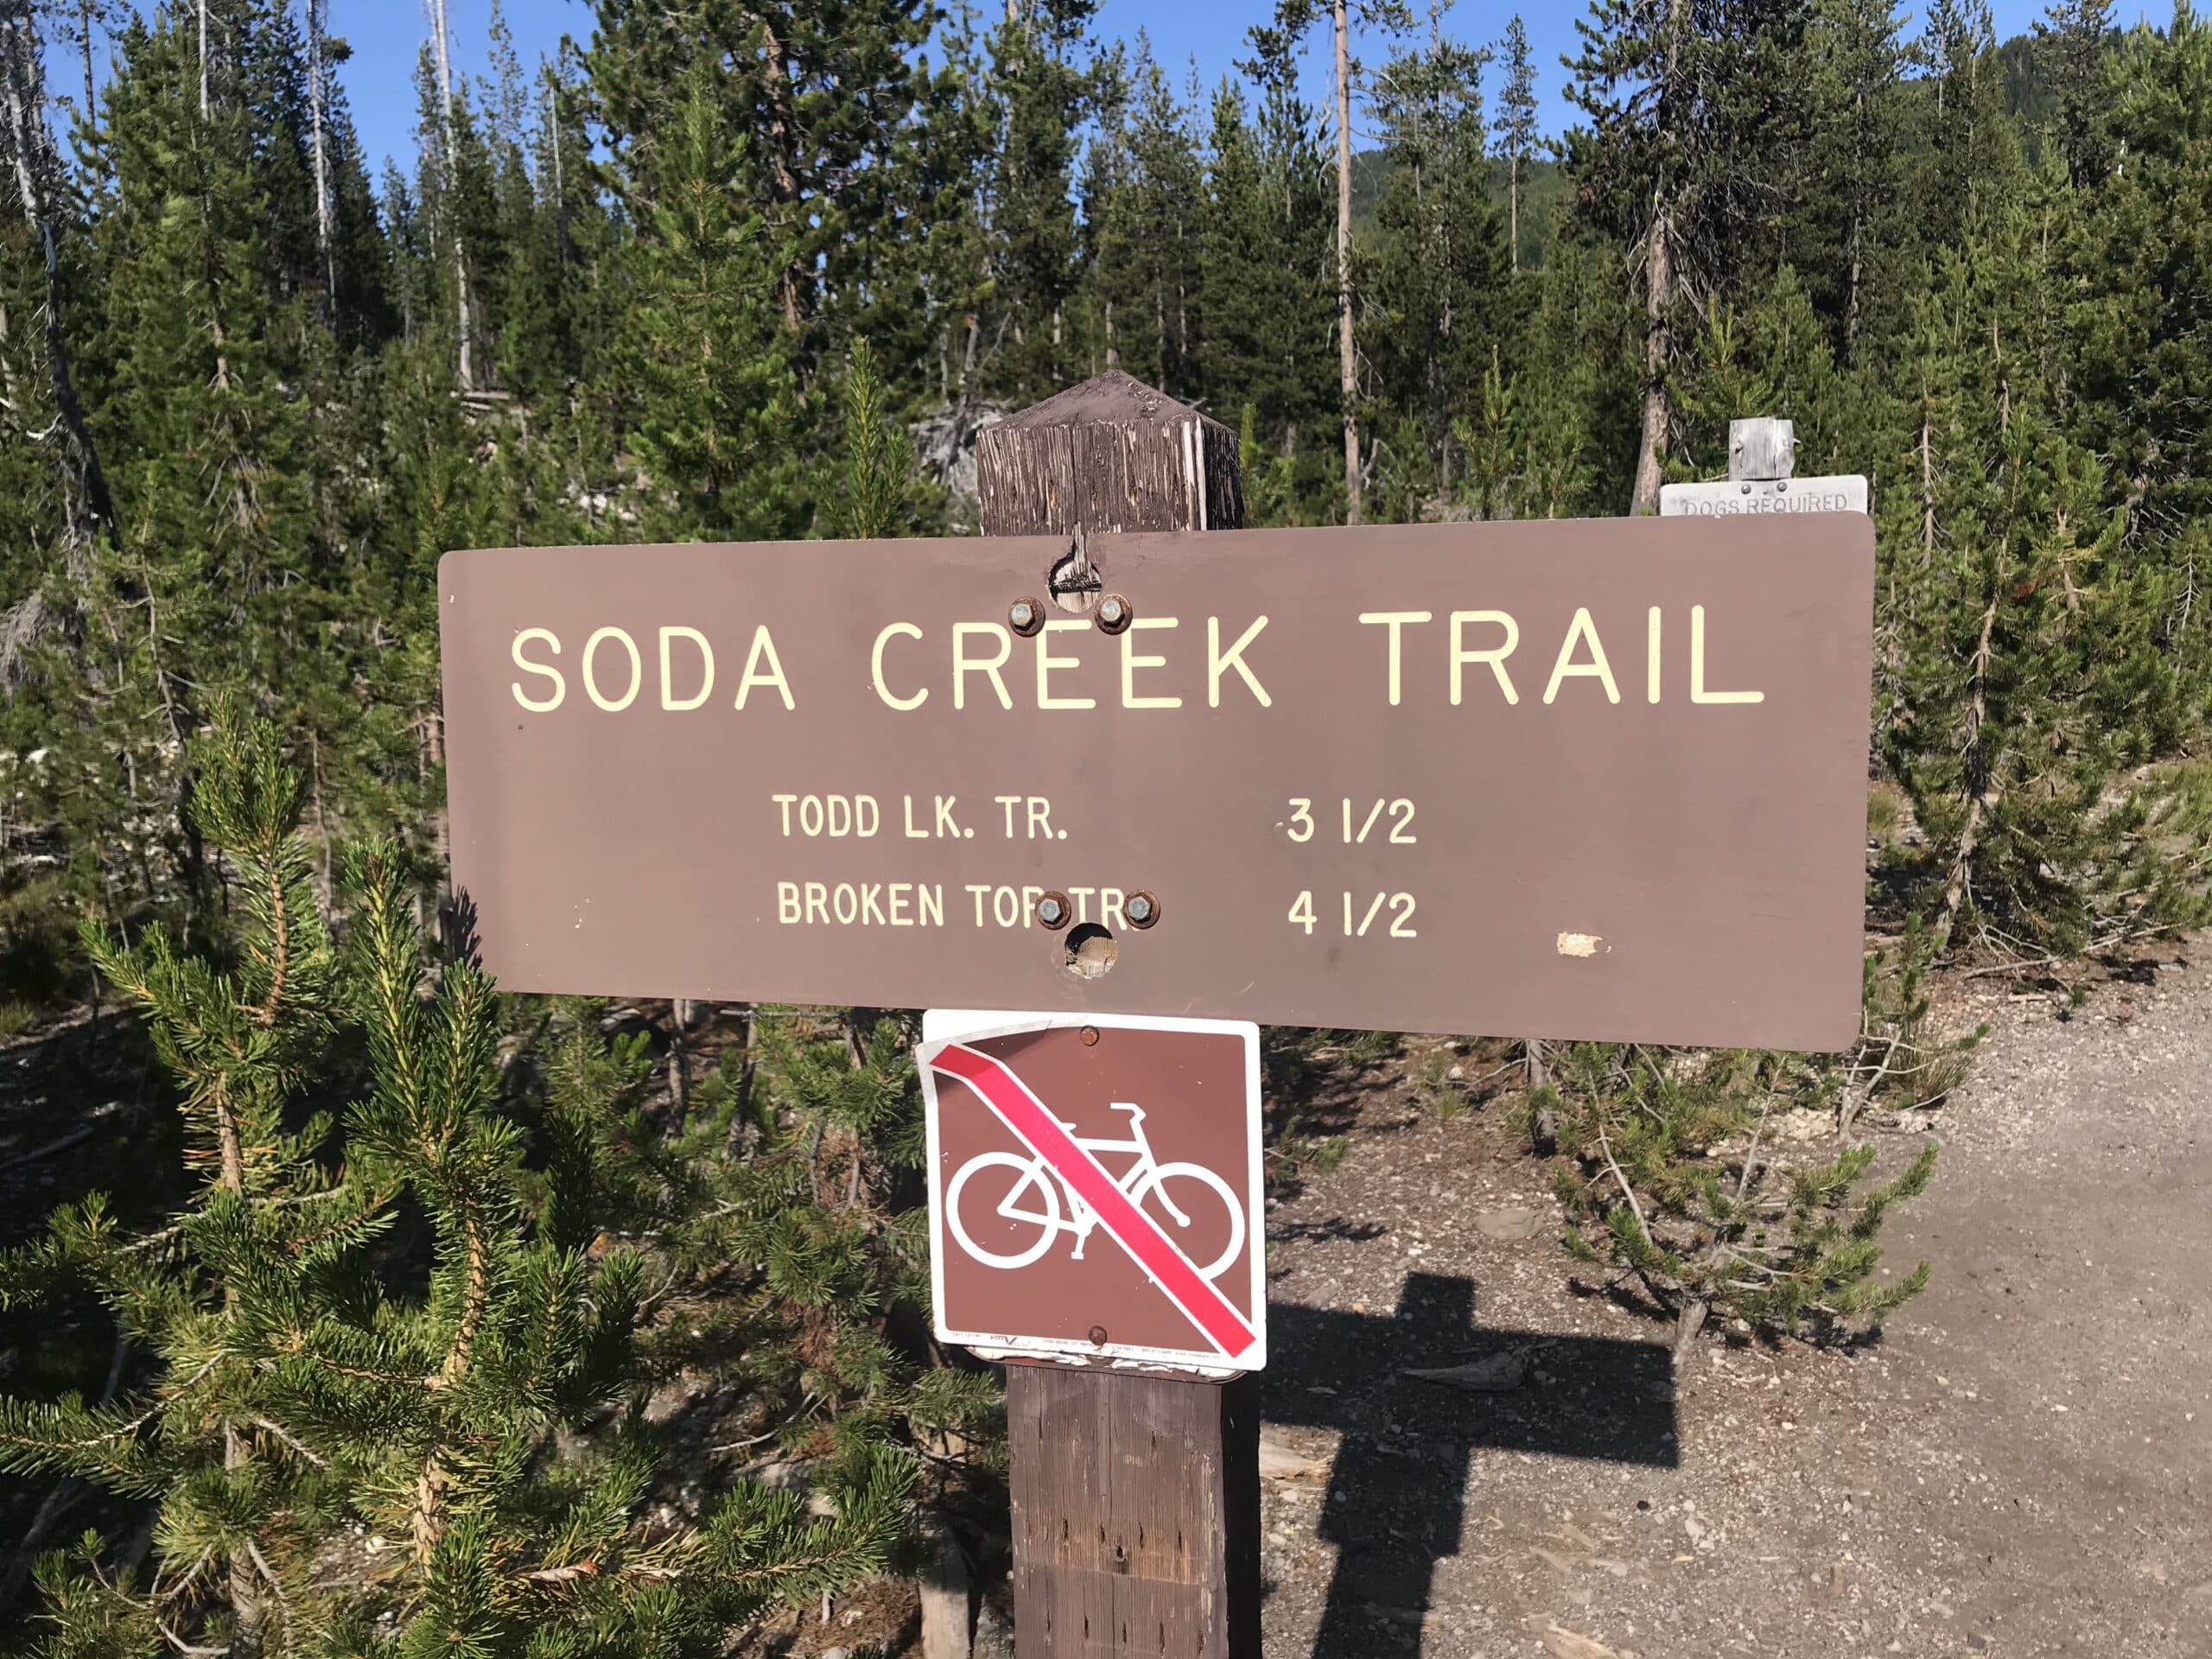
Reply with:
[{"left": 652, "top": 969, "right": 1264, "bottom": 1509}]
[
  {"left": 586, "top": 0, "right": 937, "bottom": 369},
  {"left": 1200, "top": 54, "right": 1338, "bottom": 520},
  {"left": 1669, "top": 266, "right": 1859, "bottom": 483},
  {"left": 39, "top": 8, "right": 329, "bottom": 931},
  {"left": 883, "top": 0, "right": 1000, "bottom": 432},
  {"left": 1081, "top": 37, "right": 1205, "bottom": 397},
  {"left": 1566, "top": 0, "right": 1815, "bottom": 512},
  {"left": 2036, "top": 0, "right": 2116, "bottom": 187},
  {"left": 830, "top": 339, "right": 931, "bottom": 539},
  {"left": 1548, "top": 1042, "right": 1938, "bottom": 1356},
  {"left": 1364, "top": 5, "right": 1514, "bottom": 515},
  {"left": 612, "top": 60, "right": 806, "bottom": 543},
  {"left": 1799, "top": 0, "right": 1913, "bottom": 355},
  {"left": 2075, "top": 10, "right": 2212, "bottom": 535},
  {"left": 1914, "top": 0, "right": 2025, "bottom": 248},
  {"left": 0, "top": 0, "right": 112, "bottom": 579},
  {"left": 1254, "top": 0, "right": 1414, "bottom": 524},
  {"left": 1492, "top": 15, "right": 1541, "bottom": 270},
  {"left": 985, "top": 0, "right": 1098, "bottom": 404},
  {"left": 1880, "top": 198, "right": 2212, "bottom": 952},
  {"left": 1, "top": 712, "right": 916, "bottom": 1656}
]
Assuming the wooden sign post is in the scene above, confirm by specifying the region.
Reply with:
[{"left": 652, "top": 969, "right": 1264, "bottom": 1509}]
[{"left": 976, "top": 373, "right": 1262, "bottom": 1659}]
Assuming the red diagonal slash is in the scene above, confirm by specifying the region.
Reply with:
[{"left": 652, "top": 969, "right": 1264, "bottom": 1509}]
[{"left": 929, "top": 1041, "right": 1257, "bottom": 1361}]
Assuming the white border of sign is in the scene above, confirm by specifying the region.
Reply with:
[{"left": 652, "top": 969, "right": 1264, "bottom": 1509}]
[{"left": 919, "top": 1009, "right": 1266, "bottom": 1375}]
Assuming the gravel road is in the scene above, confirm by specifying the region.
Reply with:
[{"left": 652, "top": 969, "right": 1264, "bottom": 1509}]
[{"left": 1249, "top": 954, "right": 2212, "bottom": 1658}]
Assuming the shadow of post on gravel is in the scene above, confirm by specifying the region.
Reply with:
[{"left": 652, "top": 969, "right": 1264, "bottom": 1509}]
[{"left": 1267, "top": 1272, "right": 1680, "bottom": 1658}]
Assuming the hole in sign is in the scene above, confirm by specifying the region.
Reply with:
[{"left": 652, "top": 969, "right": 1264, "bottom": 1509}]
[
  {"left": 1048, "top": 544, "right": 1103, "bottom": 614},
  {"left": 1063, "top": 923, "right": 1116, "bottom": 979}
]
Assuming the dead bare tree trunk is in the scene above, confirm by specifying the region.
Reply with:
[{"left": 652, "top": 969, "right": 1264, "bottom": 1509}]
[
  {"left": 74, "top": 0, "right": 94, "bottom": 116},
  {"left": 1936, "top": 600, "right": 1999, "bottom": 950},
  {"left": 1, "top": 0, "right": 113, "bottom": 575},
  {"left": 427, "top": 0, "right": 474, "bottom": 391},
  {"left": 1335, "top": 0, "right": 1361, "bottom": 526},
  {"left": 544, "top": 73, "right": 568, "bottom": 261},
  {"left": 1508, "top": 151, "right": 1521, "bottom": 272},
  {"left": 1630, "top": 201, "right": 1674, "bottom": 517},
  {"left": 1630, "top": 0, "right": 1688, "bottom": 518},
  {"left": 197, "top": 0, "right": 208, "bottom": 117},
  {"left": 306, "top": 0, "right": 334, "bottom": 308},
  {"left": 665, "top": 998, "right": 692, "bottom": 1123}
]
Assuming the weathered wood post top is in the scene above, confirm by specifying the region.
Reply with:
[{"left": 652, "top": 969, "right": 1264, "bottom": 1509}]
[{"left": 976, "top": 368, "right": 1243, "bottom": 537}]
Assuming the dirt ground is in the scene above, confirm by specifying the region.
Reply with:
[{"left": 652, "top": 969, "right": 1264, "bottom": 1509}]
[{"left": 1236, "top": 953, "right": 2212, "bottom": 1659}]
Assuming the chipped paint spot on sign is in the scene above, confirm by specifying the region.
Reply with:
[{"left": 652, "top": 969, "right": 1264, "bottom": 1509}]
[{"left": 1556, "top": 932, "right": 1604, "bottom": 958}]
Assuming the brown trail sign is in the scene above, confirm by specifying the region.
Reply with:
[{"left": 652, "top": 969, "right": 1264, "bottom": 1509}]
[{"left": 438, "top": 519, "right": 1873, "bottom": 1050}]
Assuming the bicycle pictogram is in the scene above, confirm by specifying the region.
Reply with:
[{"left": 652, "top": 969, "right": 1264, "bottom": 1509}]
[{"left": 945, "top": 1101, "right": 1245, "bottom": 1281}]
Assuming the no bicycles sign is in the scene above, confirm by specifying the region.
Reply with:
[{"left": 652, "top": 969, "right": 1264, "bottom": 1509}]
[{"left": 918, "top": 1013, "right": 1264, "bottom": 1372}]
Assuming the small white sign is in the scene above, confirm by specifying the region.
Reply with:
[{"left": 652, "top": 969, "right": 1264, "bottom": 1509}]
[{"left": 1660, "top": 474, "right": 1868, "bottom": 517}]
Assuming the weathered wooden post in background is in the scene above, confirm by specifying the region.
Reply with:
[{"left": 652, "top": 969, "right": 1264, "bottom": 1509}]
[{"left": 973, "top": 370, "right": 1260, "bottom": 1659}]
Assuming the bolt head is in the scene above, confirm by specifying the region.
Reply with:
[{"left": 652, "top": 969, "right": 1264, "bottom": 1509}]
[
  {"left": 1011, "top": 599, "right": 1036, "bottom": 627},
  {"left": 1088, "top": 1325, "right": 1109, "bottom": 1345},
  {"left": 1079, "top": 1026, "right": 1100, "bottom": 1046},
  {"left": 1037, "top": 897, "right": 1065, "bottom": 925},
  {"left": 1098, "top": 597, "right": 1126, "bottom": 625},
  {"left": 1126, "top": 893, "right": 1154, "bottom": 924}
]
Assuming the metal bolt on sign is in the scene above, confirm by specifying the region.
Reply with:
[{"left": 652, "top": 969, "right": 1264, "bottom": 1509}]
[
  {"left": 1095, "top": 594, "right": 1133, "bottom": 633},
  {"left": 1126, "top": 890, "right": 1160, "bottom": 928},
  {"left": 1008, "top": 595, "right": 1045, "bottom": 637},
  {"left": 1035, "top": 892, "right": 1071, "bottom": 930}
]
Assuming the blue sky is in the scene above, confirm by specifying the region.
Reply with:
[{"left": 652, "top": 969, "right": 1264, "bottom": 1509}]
[{"left": 324, "top": 1, "right": 2044, "bottom": 180}]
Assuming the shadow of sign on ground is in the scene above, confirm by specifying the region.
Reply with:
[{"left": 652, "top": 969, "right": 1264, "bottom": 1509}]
[{"left": 1264, "top": 1273, "right": 1680, "bottom": 1657}]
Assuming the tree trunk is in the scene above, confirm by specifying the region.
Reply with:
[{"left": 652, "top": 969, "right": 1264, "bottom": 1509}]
[
  {"left": 1508, "top": 153, "right": 1520, "bottom": 271},
  {"left": 1629, "top": 200, "right": 1674, "bottom": 517},
  {"left": 1918, "top": 404, "right": 1936, "bottom": 567},
  {"left": 198, "top": 0, "right": 209, "bottom": 117},
  {"left": 1335, "top": 0, "right": 1360, "bottom": 526},
  {"left": 428, "top": 0, "right": 474, "bottom": 391},
  {"left": 307, "top": 0, "right": 334, "bottom": 308},
  {"left": 757, "top": 17, "right": 808, "bottom": 334},
  {"left": 546, "top": 78, "right": 569, "bottom": 262},
  {"left": 226, "top": 1424, "right": 264, "bottom": 1658},
  {"left": 1630, "top": 0, "right": 1688, "bottom": 518},
  {"left": 665, "top": 997, "right": 692, "bottom": 1125},
  {"left": 212, "top": 1081, "right": 265, "bottom": 1656},
  {"left": 1845, "top": 209, "right": 1864, "bottom": 357},
  {"left": 1671, "top": 1295, "right": 1708, "bottom": 1363},
  {"left": 1, "top": 0, "right": 113, "bottom": 573},
  {"left": 75, "top": 0, "right": 93, "bottom": 116},
  {"left": 726, "top": 1004, "right": 760, "bottom": 1158},
  {"left": 1936, "top": 600, "right": 1999, "bottom": 950}
]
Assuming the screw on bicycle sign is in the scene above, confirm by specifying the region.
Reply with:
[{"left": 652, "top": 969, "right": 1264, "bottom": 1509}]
[{"left": 918, "top": 1013, "right": 1264, "bottom": 1372}]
